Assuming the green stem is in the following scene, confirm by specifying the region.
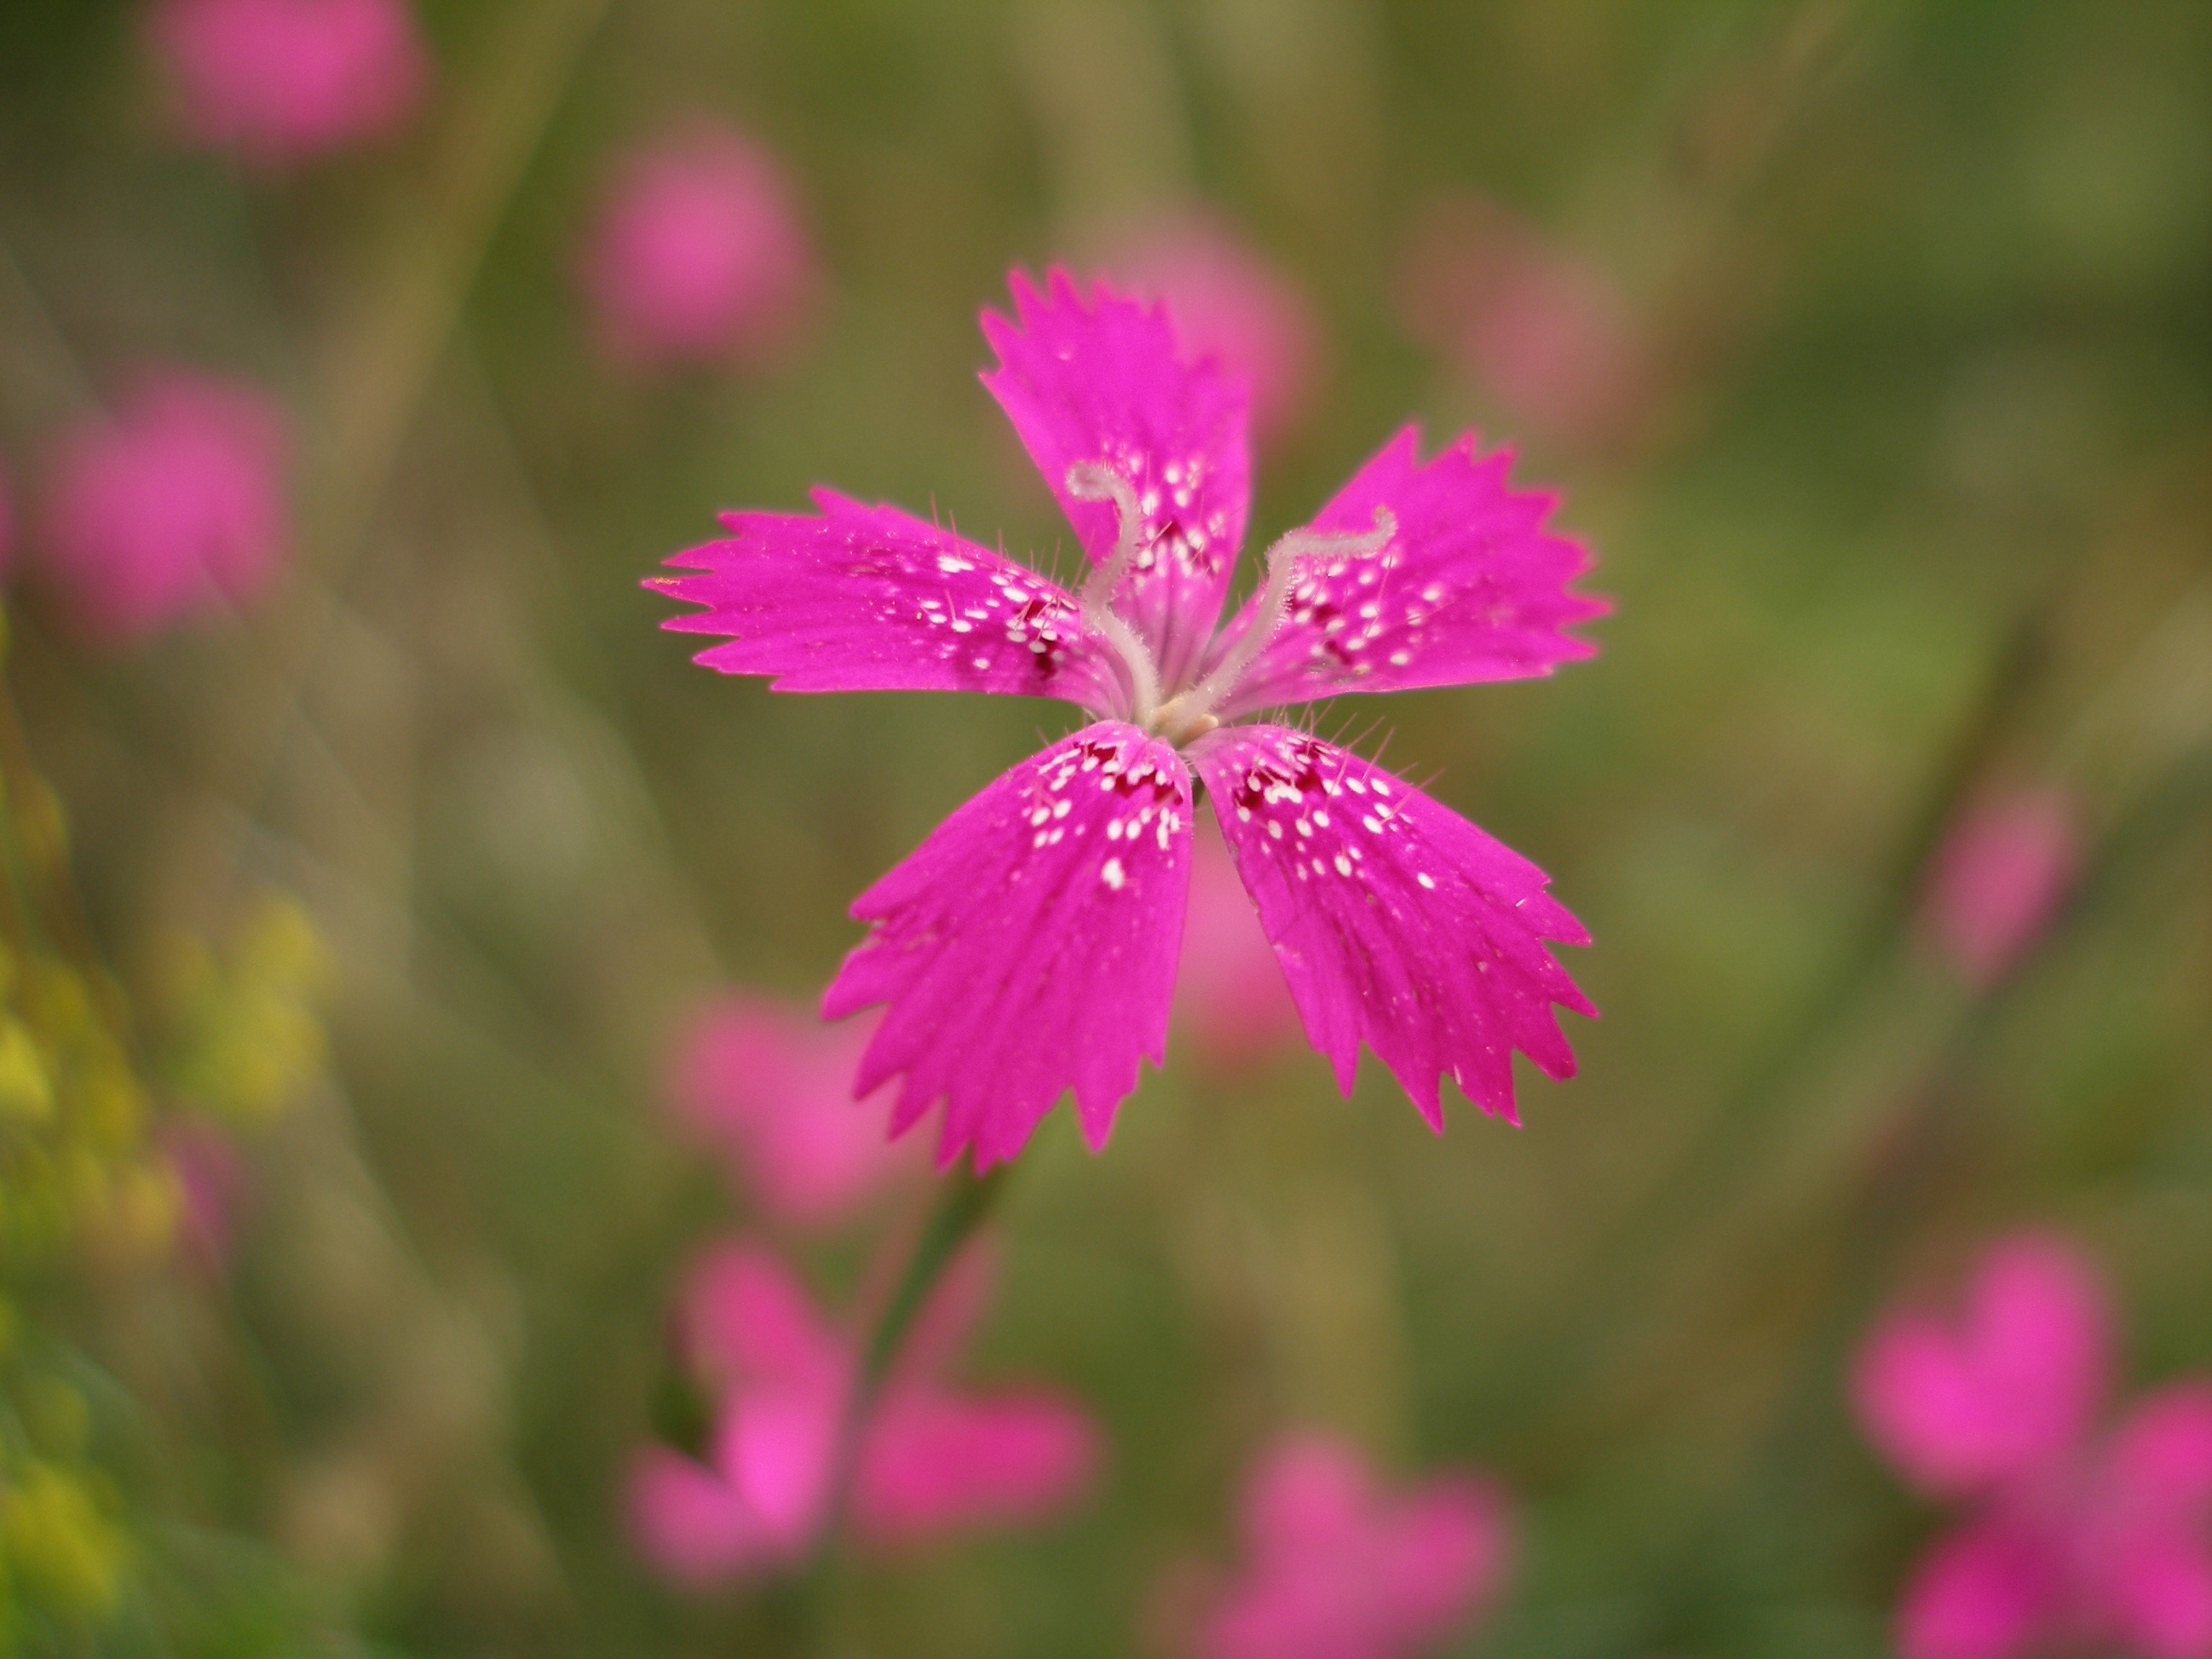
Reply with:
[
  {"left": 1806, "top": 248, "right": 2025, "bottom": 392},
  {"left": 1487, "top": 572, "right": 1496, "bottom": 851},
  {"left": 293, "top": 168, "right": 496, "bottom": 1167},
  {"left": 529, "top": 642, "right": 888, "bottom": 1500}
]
[{"left": 811, "top": 1162, "right": 1011, "bottom": 1575}]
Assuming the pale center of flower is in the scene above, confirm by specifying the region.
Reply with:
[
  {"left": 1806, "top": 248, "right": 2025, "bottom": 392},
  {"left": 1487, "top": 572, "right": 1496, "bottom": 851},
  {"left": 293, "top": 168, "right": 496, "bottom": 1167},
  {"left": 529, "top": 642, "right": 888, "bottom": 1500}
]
[{"left": 1066, "top": 462, "right": 1395, "bottom": 747}]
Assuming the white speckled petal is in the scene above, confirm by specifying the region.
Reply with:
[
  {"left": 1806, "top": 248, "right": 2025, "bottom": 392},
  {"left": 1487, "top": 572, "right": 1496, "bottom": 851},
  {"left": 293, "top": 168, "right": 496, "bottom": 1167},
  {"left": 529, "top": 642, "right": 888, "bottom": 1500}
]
[
  {"left": 822, "top": 722, "right": 1192, "bottom": 1169},
  {"left": 651, "top": 490, "right": 1125, "bottom": 714},
  {"left": 1190, "top": 724, "right": 1593, "bottom": 1128},
  {"left": 1206, "top": 428, "right": 1602, "bottom": 717},
  {"left": 980, "top": 269, "right": 1251, "bottom": 691}
]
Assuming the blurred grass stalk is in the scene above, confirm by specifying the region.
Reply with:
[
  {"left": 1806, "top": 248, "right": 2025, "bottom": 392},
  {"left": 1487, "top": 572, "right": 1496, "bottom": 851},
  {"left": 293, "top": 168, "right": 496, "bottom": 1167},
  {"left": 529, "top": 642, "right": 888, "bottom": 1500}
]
[{"left": 190, "top": 0, "right": 612, "bottom": 912}]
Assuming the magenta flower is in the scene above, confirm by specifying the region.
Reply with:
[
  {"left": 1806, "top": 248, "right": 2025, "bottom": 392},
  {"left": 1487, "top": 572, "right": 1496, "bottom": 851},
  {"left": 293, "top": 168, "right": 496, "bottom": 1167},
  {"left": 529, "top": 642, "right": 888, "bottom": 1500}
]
[
  {"left": 146, "top": 0, "right": 430, "bottom": 170},
  {"left": 1110, "top": 213, "right": 1323, "bottom": 449},
  {"left": 627, "top": 1240, "right": 1097, "bottom": 1586},
  {"left": 665, "top": 992, "right": 920, "bottom": 1229},
  {"left": 580, "top": 121, "right": 817, "bottom": 371},
  {"left": 1920, "top": 788, "right": 2081, "bottom": 990},
  {"left": 653, "top": 271, "right": 1599, "bottom": 1170},
  {"left": 1853, "top": 1231, "right": 2212, "bottom": 1659},
  {"left": 1194, "top": 1433, "right": 1512, "bottom": 1659},
  {"left": 37, "top": 368, "right": 290, "bottom": 647},
  {"left": 1173, "top": 814, "right": 1301, "bottom": 1067}
]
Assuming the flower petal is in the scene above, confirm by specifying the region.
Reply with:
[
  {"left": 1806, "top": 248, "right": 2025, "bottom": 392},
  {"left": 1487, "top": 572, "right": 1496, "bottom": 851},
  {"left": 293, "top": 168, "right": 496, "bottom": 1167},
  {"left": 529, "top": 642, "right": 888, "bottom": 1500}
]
[
  {"left": 626, "top": 1445, "right": 781, "bottom": 1586},
  {"left": 2098, "top": 1532, "right": 2212, "bottom": 1659},
  {"left": 652, "top": 488, "right": 1123, "bottom": 711},
  {"left": 680, "top": 1241, "right": 846, "bottom": 1388},
  {"left": 2103, "top": 1384, "right": 2212, "bottom": 1525},
  {"left": 1189, "top": 726, "right": 1593, "bottom": 1128},
  {"left": 715, "top": 1384, "right": 840, "bottom": 1552},
  {"left": 1207, "top": 1435, "right": 1511, "bottom": 1659},
  {"left": 666, "top": 994, "right": 916, "bottom": 1228},
  {"left": 1206, "top": 428, "right": 1601, "bottom": 719},
  {"left": 822, "top": 722, "right": 1193, "bottom": 1169},
  {"left": 980, "top": 269, "right": 1252, "bottom": 691},
  {"left": 855, "top": 1386, "right": 1100, "bottom": 1543},
  {"left": 1895, "top": 1516, "right": 2062, "bottom": 1659},
  {"left": 1239, "top": 1436, "right": 1375, "bottom": 1560},
  {"left": 1376, "top": 1475, "right": 1514, "bottom": 1645},
  {"left": 1851, "top": 1232, "right": 2111, "bottom": 1498}
]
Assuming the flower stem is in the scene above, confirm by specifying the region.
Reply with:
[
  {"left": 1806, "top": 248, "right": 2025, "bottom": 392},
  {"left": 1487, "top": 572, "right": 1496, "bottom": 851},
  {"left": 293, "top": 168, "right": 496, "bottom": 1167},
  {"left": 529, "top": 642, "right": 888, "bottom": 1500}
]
[{"left": 813, "top": 1161, "right": 1012, "bottom": 1570}]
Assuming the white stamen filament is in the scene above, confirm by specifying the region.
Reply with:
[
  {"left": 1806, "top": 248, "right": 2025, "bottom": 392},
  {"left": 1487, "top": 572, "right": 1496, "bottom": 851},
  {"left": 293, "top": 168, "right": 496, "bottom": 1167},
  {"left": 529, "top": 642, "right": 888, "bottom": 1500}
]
[
  {"left": 1150, "top": 507, "right": 1397, "bottom": 745},
  {"left": 1066, "top": 463, "right": 1163, "bottom": 724}
]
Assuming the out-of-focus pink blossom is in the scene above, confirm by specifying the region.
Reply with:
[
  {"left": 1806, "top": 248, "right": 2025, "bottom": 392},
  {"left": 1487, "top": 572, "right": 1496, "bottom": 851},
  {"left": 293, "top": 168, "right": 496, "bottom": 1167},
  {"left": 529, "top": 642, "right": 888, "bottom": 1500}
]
[
  {"left": 1398, "top": 194, "right": 1648, "bottom": 449},
  {"left": 628, "top": 1241, "right": 1098, "bottom": 1586},
  {"left": 666, "top": 992, "right": 919, "bottom": 1229},
  {"left": 1855, "top": 1233, "right": 2110, "bottom": 1499},
  {"left": 0, "top": 457, "right": 16, "bottom": 581},
  {"left": 1853, "top": 1231, "right": 2212, "bottom": 1659},
  {"left": 37, "top": 369, "right": 290, "bottom": 647},
  {"left": 580, "top": 122, "right": 817, "bottom": 370},
  {"left": 1195, "top": 1434, "right": 1512, "bottom": 1659},
  {"left": 147, "top": 0, "right": 431, "bottom": 170},
  {"left": 160, "top": 1118, "right": 249, "bottom": 1272},
  {"left": 1922, "top": 788, "right": 2082, "bottom": 989},
  {"left": 1174, "top": 814, "right": 1300, "bottom": 1066},
  {"left": 1110, "top": 214, "right": 1322, "bottom": 448}
]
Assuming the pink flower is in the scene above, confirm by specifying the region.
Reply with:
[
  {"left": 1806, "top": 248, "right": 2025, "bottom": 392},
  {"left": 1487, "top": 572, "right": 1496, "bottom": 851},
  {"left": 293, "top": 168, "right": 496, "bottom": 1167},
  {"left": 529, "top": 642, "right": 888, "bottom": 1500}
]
[
  {"left": 627, "top": 1241, "right": 1097, "bottom": 1586},
  {"left": 37, "top": 369, "right": 290, "bottom": 647},
  {"left": 159, "top": 1118, "right": 249, "bottom": 1272},
  {"left": 665, "top": 992, "right": 920, "bottom": 1229},
  {"left": 1853, "top": 1231, "right": 2212, "bottom": 1659},
  {"left": 1398, "top": 194, "right": 1648, "bottom": 450},
  {"left": 1195, "top": 1434, "right": 1512, "bottom": 1659},
  {"left": 652, "top": 270, "right": 1601, "bottom": 1170},
  {"left": 147, "top": 0, "right": 430, "bottom": 170},
  {"left": 1921, "top": 788, "right": 2081, "bottom": 989},
  {"left": 580, "top": 122, "right": 816, "bottom": 370},
  {"left": 1174, "top": 814, "right": 1300, "bottom": 1067},
  {"left": 0, "top": 455, "right": 16, "bottom": 580},
  {"left": 1110, "top": 215, "right": 1323, "bottom": 448}
]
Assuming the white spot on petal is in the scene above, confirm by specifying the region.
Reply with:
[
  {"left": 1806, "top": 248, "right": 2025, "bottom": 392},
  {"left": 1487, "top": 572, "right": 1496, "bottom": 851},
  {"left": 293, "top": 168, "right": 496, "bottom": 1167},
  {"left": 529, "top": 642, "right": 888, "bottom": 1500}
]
[{"left": 1102, "top": 858, "right": 1125, "bottom": 890}]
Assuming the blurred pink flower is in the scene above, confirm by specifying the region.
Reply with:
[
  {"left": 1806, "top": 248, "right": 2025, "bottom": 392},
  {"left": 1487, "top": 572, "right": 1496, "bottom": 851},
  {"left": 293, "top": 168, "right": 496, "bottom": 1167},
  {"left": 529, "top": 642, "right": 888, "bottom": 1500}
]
[
  {"left": 1922, "top": 788, "right": 2081, "bottom": 989},
  {"left": 0, "top": 456, "right": 16, "bottom": 580},
  {"left": 1110, "top": 214, "right": 1323, "bottom": 448},
  {"left": 1856, "top": 1233, "right": 2111, "bottom": 1500},
  {"left": 147, "top": 0, "right": 430, "bottom": 169},
  {"left": 665, "top": 992, "right": 919, "bottom": 1229},
  {"left": 580, "top": 122, "right": 817, "bottom": 370},
  {"left": 629, "top": 1241, "right": 1099, "bottom": 1586},
  {"left": 37, "top": 369, "right": 290, "bottom": 647},
  {"left": 1853, "top": 1231, "right": 2212, "bottom": 1659},
  {"left": 1398, "top": 194, "right": 1648, "bottom": 449},
  {"left": 1174, "top": 814, "right": 1300, "bottom": 1066},
  {"left": 1195, "top": 1433, "right": 1512, "bottom": 1659},
  {"left": 160, "top": 1118, "right": 249, "bottom": 1272}
]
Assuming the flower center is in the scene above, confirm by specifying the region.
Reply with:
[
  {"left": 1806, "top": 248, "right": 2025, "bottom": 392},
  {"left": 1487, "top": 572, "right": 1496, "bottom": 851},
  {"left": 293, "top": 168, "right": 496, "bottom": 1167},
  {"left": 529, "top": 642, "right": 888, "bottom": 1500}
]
[{"left": 1065, "top": 462, "right": 1395, "bottom": 747}]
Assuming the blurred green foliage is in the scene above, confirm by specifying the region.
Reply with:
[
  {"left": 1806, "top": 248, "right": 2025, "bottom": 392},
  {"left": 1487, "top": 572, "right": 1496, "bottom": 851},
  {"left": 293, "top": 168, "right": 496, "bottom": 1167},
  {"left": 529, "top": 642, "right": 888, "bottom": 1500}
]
[{"left": 0, "top": 0, "right": 2206, "bottom": 1655}]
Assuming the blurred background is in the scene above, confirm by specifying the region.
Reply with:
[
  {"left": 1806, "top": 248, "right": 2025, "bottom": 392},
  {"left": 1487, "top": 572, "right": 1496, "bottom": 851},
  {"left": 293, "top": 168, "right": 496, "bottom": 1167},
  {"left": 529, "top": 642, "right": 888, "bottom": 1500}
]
[{"left": 0, "top": 0, "right": 2206, "bottom": 1653}]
